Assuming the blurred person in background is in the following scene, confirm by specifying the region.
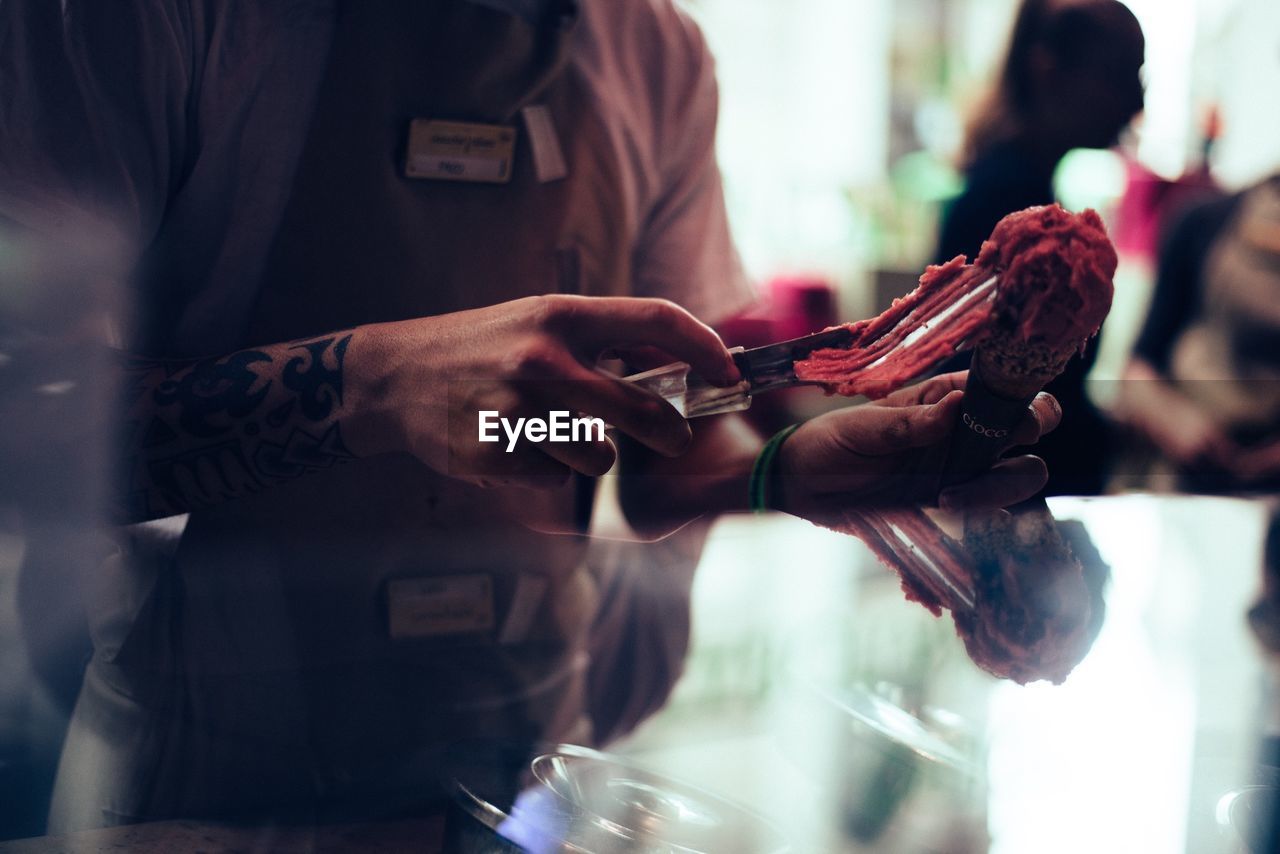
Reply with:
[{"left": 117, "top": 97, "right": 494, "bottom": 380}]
[
  {"left": 934, "top": 0, "right": 1145, "bottom": 497},
  {"left": 0, "top": 0, "right": 1062, "bottom": 835},
  {"left": 1119, "top": 172, "right": 1280, "bottom": 492}
]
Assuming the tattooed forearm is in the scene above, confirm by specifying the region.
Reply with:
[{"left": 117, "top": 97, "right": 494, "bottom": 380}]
[
  {"left": 283, "top": 335, "right": 349, "bottom": 419},
  {"left": 117, "top": 333, "right": 357, "bottom": 521}
]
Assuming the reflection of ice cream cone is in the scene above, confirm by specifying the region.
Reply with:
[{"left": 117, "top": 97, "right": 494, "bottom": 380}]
[
  {"left": 823, "top": 503, "right": 1108, "bottom": 685},
  {"left": 956, "top": 505, "right": 1106, "bottom": 685}
]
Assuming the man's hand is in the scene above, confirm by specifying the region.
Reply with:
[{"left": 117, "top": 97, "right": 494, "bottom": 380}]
[
  {"left": 773, "top": 371, "right": 1061, "bottom": 517},
  {"left": 118, "top": 295, "right": 738, "bottom": 521},
  {"left": 345, "top": 294, "right": 739, "bottom": 489}
]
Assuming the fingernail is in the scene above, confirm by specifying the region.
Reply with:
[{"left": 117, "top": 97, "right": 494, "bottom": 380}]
[
  {"left": 667, "top": 424, "right": 694, "bottom": 456},
  {"left": 720, "top": 357, "right": 741, "bottom": 386}
]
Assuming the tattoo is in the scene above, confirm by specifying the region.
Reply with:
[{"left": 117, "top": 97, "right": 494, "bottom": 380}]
[
  {"left": 266, "top": 399, "right": 296, "bottom": 428},
  {"left": 253, "top": 424, "right": 354, "bottom": 479},
  {"left": 120, "top": 356, "right": 180, "bottom": 407},
  {"left": 148, "top": 440, "right": 266, "bottom": 511},
  {"left": 153, "top": 351, "right": 272, "bottom": 438},
  {"left": 140, "top": 416, "right": 179, "bottom": 449},
  {"left": 119, "top": 333, "right": 357, "bottom": 520},
  {"left": 283, "top": 335, "right": 349, "bottom": 421}
]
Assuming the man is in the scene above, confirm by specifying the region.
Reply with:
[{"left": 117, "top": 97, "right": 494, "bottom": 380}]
[{"left": 1, "top": 0, "right": 1056, "bottom": 829}]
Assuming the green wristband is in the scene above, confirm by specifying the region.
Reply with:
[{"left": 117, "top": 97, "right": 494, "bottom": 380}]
[{"left": 749, "top": 423, "right": 801, "bottom": 514}]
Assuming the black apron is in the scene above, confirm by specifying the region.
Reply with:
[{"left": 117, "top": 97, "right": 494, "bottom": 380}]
[{"left": 64, "top": 0, "right": 641, "bottom": 825}]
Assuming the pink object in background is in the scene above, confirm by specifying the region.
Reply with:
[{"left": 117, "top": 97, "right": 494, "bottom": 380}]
[
  {"left": 767, "top": 275, "right": 838, "bottom": 341},
  {"left": 717, "top": 275, "right": 838, "bottom": 350},
  {"left": 1112, "top": 107, "right": 1222, "bottom": 260},
  {"left": 1112, "top": 159, "right": 1216, "bottom": 260}
]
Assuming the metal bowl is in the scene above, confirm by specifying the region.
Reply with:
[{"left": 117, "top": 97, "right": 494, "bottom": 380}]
[{"left": 446, "top": 743, "right": 787, "bottom": 853}]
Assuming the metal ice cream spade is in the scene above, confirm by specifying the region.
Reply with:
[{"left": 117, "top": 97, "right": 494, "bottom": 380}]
[
  {"left": 623, "top": 274, "right": 999, "bottom": 419},
  {"left": 620, "top": 327, "right": 854, "bottom": 419}
]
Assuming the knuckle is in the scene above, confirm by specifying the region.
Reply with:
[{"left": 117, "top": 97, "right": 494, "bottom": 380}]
[
  {"left": 508, "top": 340, "right": 561, "bottom": 376},
  {"left": 880, "top": 413, "right": 915, "bottom": 449},
  {"left": 523, "top": 295, "right": 553, "bottom": 326},
  {"left": 528, "top": 294, "right": 572, "bottom": 328},
  {"left": 491, "top": 387, "right": 523, "bottom": 413},
  {"left": 641, "top": 298, "right": 681, "bottom": 325},
  {"left": 466, "top": 383, "right": 517, "bottom": 415}
]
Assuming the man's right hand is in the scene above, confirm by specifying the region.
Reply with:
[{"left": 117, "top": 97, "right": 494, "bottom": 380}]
[{"left": 344, "top": 295, "right": 741, "bottom": 489}]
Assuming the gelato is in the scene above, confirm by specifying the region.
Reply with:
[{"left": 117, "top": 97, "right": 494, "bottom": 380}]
[
  {"left": 971, "top": 204, "right": 1117, "bottom": 396},
  {"left": 792, "top": 204, "right": 1116, "bottom": 400}
]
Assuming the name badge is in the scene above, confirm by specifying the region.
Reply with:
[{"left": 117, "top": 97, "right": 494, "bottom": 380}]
[
  {"left": 387, "top": 574, "right": 496, "bottom": 638},
  {"left": 404, "top": 119, "right": 516, "bottom": 184}
]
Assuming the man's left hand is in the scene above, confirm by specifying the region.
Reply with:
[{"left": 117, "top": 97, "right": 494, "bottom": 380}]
[{"left": 773, "top": 371, "right": 1061, "bottom": 517}]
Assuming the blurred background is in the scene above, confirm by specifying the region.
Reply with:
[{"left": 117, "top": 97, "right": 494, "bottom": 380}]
[{"left": 696, "top": 0, "right": 1279, "bottom": 345}]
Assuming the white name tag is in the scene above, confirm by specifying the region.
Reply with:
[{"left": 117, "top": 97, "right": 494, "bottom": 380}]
[
  {"left": 521, "top": 104, "right": 567, "bottom": 183},
  {"left": 404, "top": 119, "right": 516, "bottom": 184},
  {"left": 387, "top": 574, "right": 496, "bottom": 638}
]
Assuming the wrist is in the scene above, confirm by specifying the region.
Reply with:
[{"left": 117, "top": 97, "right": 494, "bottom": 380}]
[
  {"left": 748, "top": 423, "right": 801, "bottom": 513},
  {"left": 341, "top": 323, "right": 404, "bottom": 458}
]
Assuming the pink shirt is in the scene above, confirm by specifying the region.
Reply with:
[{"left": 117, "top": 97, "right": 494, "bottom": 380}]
[
  {"left": 3, "top": 0, "right": 756, "bottom": 828},
  {"left": 1, "top": 0, "right": 751, "bottom": 352}
]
